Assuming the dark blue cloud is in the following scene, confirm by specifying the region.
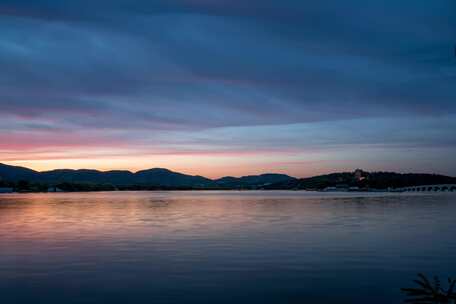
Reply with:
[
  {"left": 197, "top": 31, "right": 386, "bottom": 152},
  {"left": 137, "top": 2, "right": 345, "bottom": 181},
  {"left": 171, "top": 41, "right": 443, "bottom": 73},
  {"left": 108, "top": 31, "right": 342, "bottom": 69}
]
[{"left": 1, "top": 0, "right": 455, "bottom": 174}]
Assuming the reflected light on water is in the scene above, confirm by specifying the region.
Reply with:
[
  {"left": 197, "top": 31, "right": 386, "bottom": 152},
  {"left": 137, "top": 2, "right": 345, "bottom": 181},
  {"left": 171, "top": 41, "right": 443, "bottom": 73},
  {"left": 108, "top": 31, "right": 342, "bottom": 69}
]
[{"left": 1, "top": 191, "right": 455, "bottom": 304}]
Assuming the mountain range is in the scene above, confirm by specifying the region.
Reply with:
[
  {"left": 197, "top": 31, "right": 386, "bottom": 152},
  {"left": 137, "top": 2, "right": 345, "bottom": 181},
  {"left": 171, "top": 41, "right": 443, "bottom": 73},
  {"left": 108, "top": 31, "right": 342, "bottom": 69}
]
[
  {"left": 0, "top": 163, "right": 294, "bottom": 189},
  {"left": 1, "top": 163, "right": 455, "bottom": 191}
]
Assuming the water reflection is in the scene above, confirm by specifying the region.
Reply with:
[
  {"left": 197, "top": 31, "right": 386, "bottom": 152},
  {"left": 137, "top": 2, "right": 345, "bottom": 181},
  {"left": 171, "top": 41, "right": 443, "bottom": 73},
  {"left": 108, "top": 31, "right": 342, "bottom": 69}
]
[{"left": 0, "top": 191, "right": 455, "bottom": 304}]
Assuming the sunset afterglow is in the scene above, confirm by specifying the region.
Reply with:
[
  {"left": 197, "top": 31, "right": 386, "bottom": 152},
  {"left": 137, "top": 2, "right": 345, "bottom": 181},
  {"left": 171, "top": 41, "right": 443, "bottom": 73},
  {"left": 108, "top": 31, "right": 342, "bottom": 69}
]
[{"left": 1, "top": 1, "right": 455, "bottom": 177}]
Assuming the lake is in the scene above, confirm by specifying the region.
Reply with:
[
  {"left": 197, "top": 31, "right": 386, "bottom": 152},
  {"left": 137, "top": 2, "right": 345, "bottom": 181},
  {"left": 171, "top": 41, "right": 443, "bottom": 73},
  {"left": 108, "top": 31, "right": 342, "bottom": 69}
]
[{"left": 1, "top": 191, "right": 455, "bottom": 303}]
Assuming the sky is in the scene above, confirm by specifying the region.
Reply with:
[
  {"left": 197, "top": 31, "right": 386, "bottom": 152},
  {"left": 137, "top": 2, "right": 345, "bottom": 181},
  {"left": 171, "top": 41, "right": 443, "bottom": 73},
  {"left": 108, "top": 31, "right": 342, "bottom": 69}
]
[{"left": 1, "top": 0, "right": 455, "bottom": 178}]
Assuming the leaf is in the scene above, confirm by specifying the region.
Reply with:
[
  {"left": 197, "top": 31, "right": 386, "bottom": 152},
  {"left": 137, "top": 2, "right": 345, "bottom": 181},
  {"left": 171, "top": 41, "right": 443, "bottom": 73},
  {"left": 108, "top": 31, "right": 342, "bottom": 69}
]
[{"left": 418, "top": 273, "right": 435, "bottom": 292}]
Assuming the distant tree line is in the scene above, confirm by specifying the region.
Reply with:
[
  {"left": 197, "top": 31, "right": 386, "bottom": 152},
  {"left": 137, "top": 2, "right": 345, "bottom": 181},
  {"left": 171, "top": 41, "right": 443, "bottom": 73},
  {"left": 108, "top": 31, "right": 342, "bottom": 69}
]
[
  {"left": 2, "top": 170, "right": 455, "bottom": 192},
  {"left": 265, "top": 171, "right": 456, "bottom": 190},
  {"left": 0, "top": 179, "right": 117, "bottom": 192},
  {"left": 0, "top": 179, "right": 228, "bottom": 192}
]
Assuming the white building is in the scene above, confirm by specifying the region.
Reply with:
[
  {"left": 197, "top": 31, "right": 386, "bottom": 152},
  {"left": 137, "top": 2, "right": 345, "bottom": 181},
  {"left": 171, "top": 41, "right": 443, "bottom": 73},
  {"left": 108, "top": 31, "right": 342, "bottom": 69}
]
[
  {"left": 47, "top": 187, "right": 64, "bottom": 193},
  {"left": 0, "top": 187, "right": 14, "bottom": 193}
]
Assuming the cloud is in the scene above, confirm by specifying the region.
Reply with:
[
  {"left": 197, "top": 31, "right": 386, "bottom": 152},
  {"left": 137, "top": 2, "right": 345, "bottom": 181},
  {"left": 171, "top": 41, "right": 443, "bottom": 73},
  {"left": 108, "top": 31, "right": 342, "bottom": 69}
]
[{"left": 1, "top": 0, "right": 455, "bottom": 175}]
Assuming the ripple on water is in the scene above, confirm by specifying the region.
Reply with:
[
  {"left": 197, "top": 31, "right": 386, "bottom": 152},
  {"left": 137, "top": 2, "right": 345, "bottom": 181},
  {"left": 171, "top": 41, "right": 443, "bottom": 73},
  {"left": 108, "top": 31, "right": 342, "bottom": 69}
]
[{"left": 0, "top": 191, "right": 455, "bottom": 304}]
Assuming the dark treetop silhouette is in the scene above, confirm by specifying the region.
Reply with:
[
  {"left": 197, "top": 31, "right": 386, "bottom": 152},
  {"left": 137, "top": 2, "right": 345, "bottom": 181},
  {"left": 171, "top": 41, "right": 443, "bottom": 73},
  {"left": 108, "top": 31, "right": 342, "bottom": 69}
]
[{"left": 402, "top": 274, "right": 456, "bottom": 304}]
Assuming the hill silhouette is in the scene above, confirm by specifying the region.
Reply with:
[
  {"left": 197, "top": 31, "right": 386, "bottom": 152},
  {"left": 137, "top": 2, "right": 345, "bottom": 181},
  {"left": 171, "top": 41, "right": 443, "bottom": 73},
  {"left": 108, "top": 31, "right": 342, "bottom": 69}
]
[
  {"left": 265, "top": 170, "right": 456, "bottom": 190},
  {"left": 1, "top": 163, "right": 455, "bottom": 192},
  {"left": 0, "top": 163, "right": 294, "bottom": 190}
]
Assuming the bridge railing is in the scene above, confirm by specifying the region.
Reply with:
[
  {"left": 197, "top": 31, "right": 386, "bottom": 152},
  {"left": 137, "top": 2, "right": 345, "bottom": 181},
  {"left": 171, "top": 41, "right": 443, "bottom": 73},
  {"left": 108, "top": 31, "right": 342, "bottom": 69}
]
[{"left": 395, "top": 184, "right": 456, "bottom": 192}]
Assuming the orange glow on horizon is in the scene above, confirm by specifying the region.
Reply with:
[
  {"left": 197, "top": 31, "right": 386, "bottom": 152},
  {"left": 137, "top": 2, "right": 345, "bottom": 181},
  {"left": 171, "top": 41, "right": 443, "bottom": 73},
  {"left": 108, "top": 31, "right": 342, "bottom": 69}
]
[{"left": 2, "top": 154, "right": 332, "bottom": 179}]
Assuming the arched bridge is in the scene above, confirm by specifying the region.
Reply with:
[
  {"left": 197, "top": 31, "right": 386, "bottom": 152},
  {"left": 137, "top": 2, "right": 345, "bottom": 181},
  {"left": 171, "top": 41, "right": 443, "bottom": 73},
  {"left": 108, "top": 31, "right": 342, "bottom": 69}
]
[{"left": 397, "top": 184, "right": 456, "bottom": 192}]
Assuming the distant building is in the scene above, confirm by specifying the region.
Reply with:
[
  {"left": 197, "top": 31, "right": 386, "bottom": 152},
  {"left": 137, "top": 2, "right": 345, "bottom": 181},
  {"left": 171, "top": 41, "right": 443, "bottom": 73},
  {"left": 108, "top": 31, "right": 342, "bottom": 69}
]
[
  {"left": 47, "top": 187, "right": 64, "bottom": 193},
  {"left": 354, "top": 169, "right": 366, "bottom": 181},
  {"left": 0, "top": 187, "right": 14, "bottom": 193},
  {"left": 336, "top": 184, "right": 349, "bottom": 191},
  {"left": 323, "top": 186, "right": 337, "bottom": 192},
  {"left": 324, "top": 184, "right": 350, "bottom": 192}
]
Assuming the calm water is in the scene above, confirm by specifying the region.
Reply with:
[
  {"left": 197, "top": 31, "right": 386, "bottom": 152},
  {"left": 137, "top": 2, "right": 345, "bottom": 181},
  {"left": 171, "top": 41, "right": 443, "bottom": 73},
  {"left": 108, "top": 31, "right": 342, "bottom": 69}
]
[{"left": 1, "top": 191, "right": 455, "bottom": 304}]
